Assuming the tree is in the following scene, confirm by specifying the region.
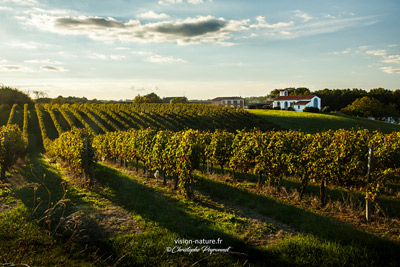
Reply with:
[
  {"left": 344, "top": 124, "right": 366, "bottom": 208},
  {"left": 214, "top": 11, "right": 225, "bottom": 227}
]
[
  {"left": 0, "top": 86, "right": 33, "bottom": 105},
  {"left": 268, "top": 87, "right": 311, "bottom": 98},
  {"left": 369, "top": 88, "right": 392, "bottom": 105},
  {"left": 170, "top": 97, "right": 188, "bottom": 104},
  {"left": 133, "top": 92, "right": 163, "bottom": 103},
  {"left": 50, "top": 96, "right": 65, "bottom": 105},
  {"left": 341, "top": 96, "right": 391, "bottom": 118},
  {"left": 314, "top": 88, "right": 367, "bottom": 111}
]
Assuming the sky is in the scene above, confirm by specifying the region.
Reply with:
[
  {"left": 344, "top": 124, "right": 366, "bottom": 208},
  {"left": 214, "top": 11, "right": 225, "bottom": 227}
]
[{"left": 0, "top": 0, "right": 399, "bottom": 100}]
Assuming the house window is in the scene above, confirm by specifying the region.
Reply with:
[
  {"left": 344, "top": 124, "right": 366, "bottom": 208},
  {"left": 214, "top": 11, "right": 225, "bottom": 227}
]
[
  {"left": 237, "top": 105, "right": 240, "bottom": 108},
  {"left": 277, "top": 102, "right": 280, "bottom": 106},
  {"left": 284, "top": 101, "right": 288, "bottom": 109},
  {"left": 298, "top": 106, "right": 300, "bottom": 109},
  {"left": 231, "top": 100, "right": 234, "bottom": 104},
  {"left": 231, "top": 105, "right": 234, "bottom": 108}
]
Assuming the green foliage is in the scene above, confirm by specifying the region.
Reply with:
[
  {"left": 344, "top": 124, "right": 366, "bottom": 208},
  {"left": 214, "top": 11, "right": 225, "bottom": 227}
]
[
  {"left": 0, "top": 124, "right": 26, "bottom": 180},
  {"left": 342, "top": 96, "right": 399, "bottom": 118},
  {"left": 45, "top": 102, "right": 278, "bottom": 133},
  {"left": 322, "top": 106, "right": 331, "bottom": 113},
  {"left": 23, "top": 104, "right": 29, "bottom": 142},
  {"left": 151, "top": 130, "right": 173, "bottom": 177},
  {"left": 6, "top": 104, "right": 19, "bottom": 125},
  {"left": 0, "top": 85, "right": 33, "bottom": 106},
  {"left": 48, "top": 127, "right": 95, "bottom": 179},
  {"left": 314, "top": 88, "right": 367, "bottom": 111},
  {"left": 207, "top": 130, "right": 234, "bottom": 174},
  {"left": 133, "top": 92, "right": 163, "bottom": 103},
  {"left": 170, "top": 97, "right": 188, "bottom": 104},
  {"left": 268, "top": 87, "right": 311, "bottom": 98},
  {"left": 303, "top": 107, "right": 320, "bottom": 113},
  {"left": 244, "top": 95, "right": 272, "bottom": 104}
]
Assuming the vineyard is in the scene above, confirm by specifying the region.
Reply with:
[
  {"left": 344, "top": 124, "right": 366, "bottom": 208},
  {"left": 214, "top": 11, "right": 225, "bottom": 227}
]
[{"left": 1, "top": 102, "right": 400, "bottom": 266}]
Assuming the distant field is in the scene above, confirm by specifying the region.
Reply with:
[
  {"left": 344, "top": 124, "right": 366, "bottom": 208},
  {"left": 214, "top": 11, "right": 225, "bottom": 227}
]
[{"left": 249, "top": 109, "right": 400, "bottom": 133}]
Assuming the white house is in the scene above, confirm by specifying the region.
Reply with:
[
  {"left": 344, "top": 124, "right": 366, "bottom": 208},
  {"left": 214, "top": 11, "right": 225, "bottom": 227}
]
[{"left": 272, "top": 90, "right": 321, "bottom": 111}]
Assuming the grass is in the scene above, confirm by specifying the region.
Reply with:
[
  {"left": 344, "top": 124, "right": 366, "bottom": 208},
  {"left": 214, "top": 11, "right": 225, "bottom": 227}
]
[
  {"left": 194, "top": 174, "right": 400, "bottom": 266},
  {"left": 1, "top": 105, "right": 399, "bottom": 266},
  {"left": 249, "top": 109, "right": 400, "bottom": 133},
  {"left": 0, "top": 156, "right": 100, "bottom": 266},
  {"left": 2, "top": 154, "right": 399, "bottom": 266},
  {"left": 92, "top": 163, "right": 268, "bottom": 266}
]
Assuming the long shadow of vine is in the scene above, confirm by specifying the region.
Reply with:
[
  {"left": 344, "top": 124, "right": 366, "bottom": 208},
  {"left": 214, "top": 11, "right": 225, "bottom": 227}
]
[
  {"left": 194, "top": 175, "right": 400, "bottom": 266},
  {"left": 93, "top": 163, "right": 285, "bottom": 266}
]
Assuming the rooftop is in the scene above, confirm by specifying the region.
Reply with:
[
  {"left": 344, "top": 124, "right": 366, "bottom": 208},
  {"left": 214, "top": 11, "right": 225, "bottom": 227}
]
[{"left": 274, "top": 95, "right": 316, "bottom": 101}]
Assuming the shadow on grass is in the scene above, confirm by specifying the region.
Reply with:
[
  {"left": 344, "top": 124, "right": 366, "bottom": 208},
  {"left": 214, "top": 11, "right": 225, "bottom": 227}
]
[
  {"left": 13, "top": 153, "right": 119, "bottom": 265},
  {"left": 194, "top": 175, "right": 400, "bottom": 266},
  {"left": 93, "top": 163, "right": 285, "bottom": 266},
  {"left": 206, "top": 165, "right": 400, "bottom": 219}
]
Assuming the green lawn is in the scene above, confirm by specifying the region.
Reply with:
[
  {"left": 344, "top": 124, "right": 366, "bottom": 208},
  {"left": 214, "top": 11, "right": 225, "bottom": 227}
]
[{"left": 249, "top": 109, "right": 400, "bottom": 133}]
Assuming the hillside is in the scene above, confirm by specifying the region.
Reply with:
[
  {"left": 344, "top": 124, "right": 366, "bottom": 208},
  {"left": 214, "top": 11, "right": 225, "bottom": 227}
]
[
  {"left": 249, "top": 109, "right": 400, "bottom": 134},
  {"left": 1, "top": 103, "right": 399, "bottom": 266}
]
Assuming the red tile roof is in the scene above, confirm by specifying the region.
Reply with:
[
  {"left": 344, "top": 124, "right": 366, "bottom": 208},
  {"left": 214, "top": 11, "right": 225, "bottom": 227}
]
[
  {"left": 274, "top": 95, "right": 316, "bottom": 101},
  {"left": 294, "top": 101, "right": 311, "bottom": 105}
]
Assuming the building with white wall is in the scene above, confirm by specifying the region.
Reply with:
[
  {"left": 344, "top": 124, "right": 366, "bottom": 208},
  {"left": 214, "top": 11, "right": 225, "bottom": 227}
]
[{"left": 272, "top": 90, "right": 321, "bottom": 111}]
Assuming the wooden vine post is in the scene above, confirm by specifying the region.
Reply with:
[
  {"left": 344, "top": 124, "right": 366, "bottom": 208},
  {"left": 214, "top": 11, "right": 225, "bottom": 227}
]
[
  {"left": 0, "top": 132, "right": 7, "bottom": 181},
  {"left": 84, "top": 136, "right": 92, "bottom": 187},
  {"left": 366, "top": 144, "right": 373, "bottom": 222}
]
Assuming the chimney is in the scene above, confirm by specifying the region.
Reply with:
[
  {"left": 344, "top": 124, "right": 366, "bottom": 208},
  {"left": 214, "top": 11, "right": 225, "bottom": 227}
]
[{"left": 280, "top": 90, "right": 288, "bottom": 96}]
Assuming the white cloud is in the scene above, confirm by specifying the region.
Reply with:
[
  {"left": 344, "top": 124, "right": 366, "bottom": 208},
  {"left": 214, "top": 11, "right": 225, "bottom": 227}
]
[
  {"left": 116, "top": 47, "right": 130, "bottom": 50},
  {"left": 132, "top": 50, "right": 153, "bottom": 56},
  {"left": 88, "top": 53, "right": 126, "bottom": 60},
  {"left": 145, "top": 54, "right": 186, "bottom": 63},
  {"left": 0, "top": 65, "right": 32, "bottom": 72},
  {"left": 380, "top": 67, "right": 400, "bottom": 74},
  {"left": 382, "top": 55, "right": 400, "bottom": 64},
  {"left": 138, "top": 11, "right": 169, "bottom": 20},
  {"left": 187, "top": 0, "right": 205, "bottom": 4},
  {"left": 248, "top": 14, "right": 376, "bottom": 40},
  {"left": 89, "top": 53, "right": 107, "bottom": 59},
  {"left": 110, "top": 55, "right": 126, "bottom": 60},
  {"left": 365, "top": 49, "right": 387, "bottom": 56},
  {"left": 18, "top": 8, "right": 378, "bottom": 46},
  {"left": 0, "top": 6, "right": 13, "bottom": 11},
  {"left": 25, "top": 59, "right": 62, "bottom": 64},
  {"left": 250, "top": 16, "right": 293, "bottom": 29},
  {"left": 23, "top": 7, "right": 72, "bottom": 16},
  {"left": 279, "top": 31, "right": 291, "bottom": 35},
  {"left": 158, "top": 0, "right": 211, "bottom": 4},
  {"left": 283, "top": 16, "right": 377, "bottom": 39},
  {"left": 158, "top": 0, "right": 183, "bottom": 5},
  {"left": 333, "top": 48, "right": 352, "bottom": 55},
  {"left": 0, "top": 59, "right": 8, "bottom": 63},
  {"left": 219, "top": 62, "right": 248, "bottom": 67},
  {"left": 8, "top": 41, "right": 42, "bottom": 49},
  {"left": 40, "top": 65, "right": 69, "bottom": 72},
  {"left": 2, "top": 0, "right": 38, "bottom": 6},
  {"left": 23, "top": 14, "right": 247, "bottom": 46},
  {"left": 294, "top": 10, "right": 313, "bottom": 22}
]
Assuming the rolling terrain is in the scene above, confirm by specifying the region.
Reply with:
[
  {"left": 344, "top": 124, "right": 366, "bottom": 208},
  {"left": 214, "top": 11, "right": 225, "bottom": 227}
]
[
  {"left": 1, "top": 103, "right": 399, "bottom": 266},
  {"left": 249, "top": 109, "right": 400, "bottom": 133}
]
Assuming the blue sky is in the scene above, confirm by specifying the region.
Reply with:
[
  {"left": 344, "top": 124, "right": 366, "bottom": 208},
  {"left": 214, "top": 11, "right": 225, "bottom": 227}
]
[{"left": 0, "top": 0, "right": 399, "bottom": 100}]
